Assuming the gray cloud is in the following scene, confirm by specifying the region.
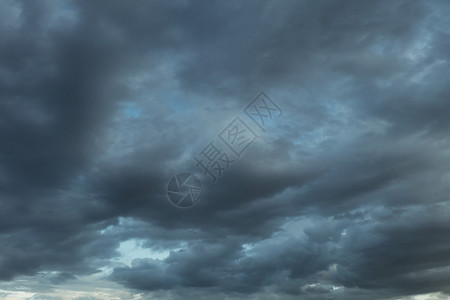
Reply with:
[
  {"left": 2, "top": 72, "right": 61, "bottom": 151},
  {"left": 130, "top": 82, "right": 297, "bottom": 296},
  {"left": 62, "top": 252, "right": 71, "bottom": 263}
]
[{"left": 0, "top": 0, "right": 449, "bottom": 299}]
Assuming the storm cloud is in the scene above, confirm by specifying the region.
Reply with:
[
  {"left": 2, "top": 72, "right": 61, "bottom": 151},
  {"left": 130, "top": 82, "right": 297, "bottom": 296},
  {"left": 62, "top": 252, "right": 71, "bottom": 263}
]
[{"left": 0, "top": 0, "right": 450, "bottom": 299}]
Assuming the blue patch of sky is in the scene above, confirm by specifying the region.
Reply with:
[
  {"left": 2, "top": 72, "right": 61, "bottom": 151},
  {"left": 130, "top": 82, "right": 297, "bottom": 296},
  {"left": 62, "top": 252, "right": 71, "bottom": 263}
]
[
  {"left": 123, "top": 102, "right": 142, "bottom": 119},
  {"left": 161, "top": 90, "right": 196, "bottom": 114}
]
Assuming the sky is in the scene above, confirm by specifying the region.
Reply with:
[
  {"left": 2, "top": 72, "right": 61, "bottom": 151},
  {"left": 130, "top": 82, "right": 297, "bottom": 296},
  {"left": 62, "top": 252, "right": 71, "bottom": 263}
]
[{"left": 1, "top": 0, "right": 450, "bottom": 299}]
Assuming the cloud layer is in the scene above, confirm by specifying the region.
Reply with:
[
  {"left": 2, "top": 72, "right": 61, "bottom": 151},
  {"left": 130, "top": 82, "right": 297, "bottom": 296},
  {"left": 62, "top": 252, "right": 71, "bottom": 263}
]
[{"left": 1, "top": 0, "right": 450, "bottom": 299}]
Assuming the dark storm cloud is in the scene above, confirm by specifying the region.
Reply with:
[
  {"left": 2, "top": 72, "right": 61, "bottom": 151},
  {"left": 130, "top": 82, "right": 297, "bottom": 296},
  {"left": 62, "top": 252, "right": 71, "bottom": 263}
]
[
  {"left": 110, "top": 205, "right": 450, "bottom": 298},
  {"left": 1, "top": 0, "right": 450, "bottom": 299},
  {"left": 0, "top": 0, "right": 144, "bottom": 282}
]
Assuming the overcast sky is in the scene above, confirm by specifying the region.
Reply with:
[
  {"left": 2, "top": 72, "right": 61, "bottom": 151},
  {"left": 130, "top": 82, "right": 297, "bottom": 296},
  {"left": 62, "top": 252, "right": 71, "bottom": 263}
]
[{"left": 1, "top": 0, "right": 450, "bottom": 299}]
